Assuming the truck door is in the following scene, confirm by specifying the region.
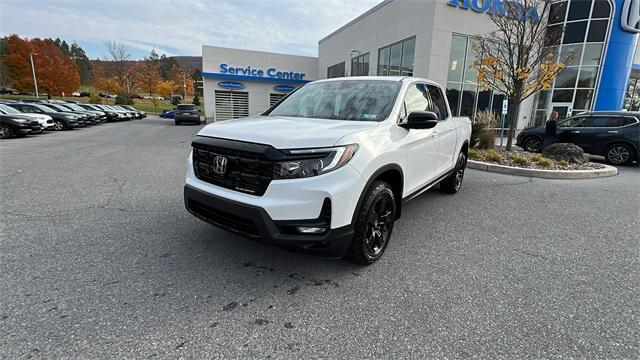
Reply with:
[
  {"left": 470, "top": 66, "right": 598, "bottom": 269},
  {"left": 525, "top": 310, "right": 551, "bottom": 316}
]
[
  {"left": 397, "top": 83, "right": 440, "bottom": 193},
  {"left": 427, "top": 84, "right": 456, "bottom": 173}
]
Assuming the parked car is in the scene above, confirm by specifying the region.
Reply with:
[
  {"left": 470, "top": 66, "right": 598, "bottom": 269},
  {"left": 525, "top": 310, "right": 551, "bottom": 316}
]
[
  {"left": 94, "top": 105, "right": 133, "bottom": 120},
  {"left": 174, "top": 104, "right": 201, "bottom": 125},
  {"left": 183, "top": 77, "right": 471, "bottom": 264},
  {"left": 7, "top": 103, "right": 83, "bottom": 130},
  {"left": 77, "top": 104, "right": 117, "bottom": 122},
  {"left": 159, "top": 109, "right": 174, "bottom": 118},
  {"left": 45, "top": 103, "right": 98, "bottom": 125},
  {"left": 118, "top": 105, "right": 147, "bottom": 119},
  {"left": 517, "top": 111, "right": 640, "bottom": 166},
  {"left": 62, "top": 103, "right": 107, "bottom": 123},
  {"left": 72, "top": 91, "right": 81, "bottom": 97},
  {"left": 0, "top": 104, "right": 55, "bottom": 130},
  {"left": 112, "top": 105, "right": 137, "bottom": 119},
  {"left": 0, "top": 113, "right": 42, "bottom": 138},
  {"left": 0, "top": 87, "right": 20, "bottom": 95}
]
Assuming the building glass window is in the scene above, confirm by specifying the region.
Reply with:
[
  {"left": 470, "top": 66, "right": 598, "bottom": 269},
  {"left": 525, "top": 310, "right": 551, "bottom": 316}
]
[
  {"left": 533, "top": 0, "right": 611, "bottom": 124},
  {"left": 351, "top": 53, "right": 370, "bottom": 76},
  {"left": 327, "top": 62, "right": 345, "bottom": 78},
  {"left": 448, "top": 35, "right": 467, "bottom": 82},
  {"left": 377, "top": 37, "right": 416, "bottom": 76},
  {"left": 446, "top": 82, "right": 462, "bottom": 115},
  {"left": 624, "top": 72, "right": 640, "bottom": 111},
  {"left": 563, "top": 21, "right": 588, "bottom": 44}
]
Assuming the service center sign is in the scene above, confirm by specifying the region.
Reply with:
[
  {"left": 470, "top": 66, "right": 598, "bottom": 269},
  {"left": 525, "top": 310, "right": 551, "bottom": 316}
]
[{"left": 219, "top": 64, "right": 306, "bottom": 81}]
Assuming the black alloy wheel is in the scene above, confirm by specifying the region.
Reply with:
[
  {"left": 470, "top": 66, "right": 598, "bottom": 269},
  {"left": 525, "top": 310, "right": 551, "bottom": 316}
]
[
  {"left": 441, "top": 151, "right": 467, "bottom": 194},
  {"left": 523, "top": 136, "right": 543, "bottom": 152},
  {"left": 349, "top": 181, "right": 396, "bottom": 265},
  {"left": 605, "top": 143, "right": 634, "bottom": 166},
  {"left": 0, "top": 124, "right": 13, "bottom": 139}
]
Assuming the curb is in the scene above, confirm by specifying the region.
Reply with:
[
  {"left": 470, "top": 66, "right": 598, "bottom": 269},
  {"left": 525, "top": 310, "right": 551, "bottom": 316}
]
[{"left": 467, "top": 160, "right": 618, "bottom": 179}]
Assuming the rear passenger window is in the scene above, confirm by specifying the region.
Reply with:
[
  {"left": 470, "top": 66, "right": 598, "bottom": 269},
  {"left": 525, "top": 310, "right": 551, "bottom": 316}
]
[
  {"left": 427, "top": 85, "right": 449, "bottom": 120},
  {"left": 589, "top": 117, "right": 624, "bottom": 127}
]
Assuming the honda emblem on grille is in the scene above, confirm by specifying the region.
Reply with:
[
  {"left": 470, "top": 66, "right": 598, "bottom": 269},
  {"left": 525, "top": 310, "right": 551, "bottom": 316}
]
[{"left": 212, "top": 155, "right": 228, "bottom": 175}]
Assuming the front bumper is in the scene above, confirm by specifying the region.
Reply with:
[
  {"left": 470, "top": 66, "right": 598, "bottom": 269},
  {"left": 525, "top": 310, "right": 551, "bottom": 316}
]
[{"left": 184, "top": 184, "right": 354, "bottom": 257}]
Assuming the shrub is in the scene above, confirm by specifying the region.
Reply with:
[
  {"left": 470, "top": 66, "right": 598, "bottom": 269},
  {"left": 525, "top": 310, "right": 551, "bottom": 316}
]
[
  {"left": 484, "top": 149, "right": 501, "bottom": 163},
  {"left": 115, "top": 95, "right": 134, "bottom": 105},
  {"left": 471, "top": 110, "right": 498, "bottom": 148},
  {"left": 192, "top": 94, "right": 200, "bottom": 106},
  {"left": 531, "top": 155, "right": 543, "bottom": 162},
  {"left": 510, "top": 154, "right": 530, "bottom": 167},
  {"left": 558, "top": 159, "right": 569, "bottom": 167},
  {"left": 478, "top": 128, "right": 496, "bottom": 149},
  {"left": 89, "top": 95, "right": 102, "bottom": 104},
  {"left": 468, "top": 148, "right": 479, "bottom": 159},
  {"left": 536, "top": 157, "right": 552, "bottom": 167},
  {"left": 171, "top": 96, "right": 181, "bottom": 106}
]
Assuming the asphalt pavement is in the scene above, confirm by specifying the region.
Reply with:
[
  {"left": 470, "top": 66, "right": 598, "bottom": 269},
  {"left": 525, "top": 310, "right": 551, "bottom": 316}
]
[{"left": 1, "top": 117, "right": 638, "bottom": 359}]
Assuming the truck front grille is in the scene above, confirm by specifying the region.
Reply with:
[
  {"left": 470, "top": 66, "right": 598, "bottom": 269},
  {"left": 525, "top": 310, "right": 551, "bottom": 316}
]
[{"left": 192, "top": 141, "right": 274, "bottom": 196}]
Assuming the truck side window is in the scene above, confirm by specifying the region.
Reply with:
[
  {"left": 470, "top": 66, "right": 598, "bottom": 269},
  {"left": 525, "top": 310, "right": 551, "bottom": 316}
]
[{"left": 427, "top": 85, "right": 449, "bottom": 120}]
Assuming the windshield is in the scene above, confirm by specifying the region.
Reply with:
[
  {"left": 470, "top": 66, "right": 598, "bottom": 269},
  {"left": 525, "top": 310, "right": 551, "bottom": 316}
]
[
  {"left": 0, "top": 104, "right": 20, "bottom": 114},
  {"left": 67, "top": 104, "right": 85, "bottom": 111},
  {"left": 267, "top": 80, "right": 401, "bottom": 121},
  {"left": 177, "top": 105, "right": 196, "bottom": 110},
  {"left": 46, "top": 104, "right": 68, "bottom": 112},
  {"left": 34, "top": 104, "right": 57, "bottom": 112}
]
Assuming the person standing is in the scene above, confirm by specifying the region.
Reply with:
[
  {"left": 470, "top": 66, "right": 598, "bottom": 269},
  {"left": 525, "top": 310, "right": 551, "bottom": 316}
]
[{"left": 543, "top": 111, "right": 558, "bottom": 148}]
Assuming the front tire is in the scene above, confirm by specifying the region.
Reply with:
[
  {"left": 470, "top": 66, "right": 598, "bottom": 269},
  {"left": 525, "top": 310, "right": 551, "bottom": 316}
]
[
  {"left": 605, "top": 143, "right": 634, "bottom": 166},
  {"left": 175, "top": 120, "right": 181, "bottom": 126},
  {"left": 440, "top": 152, "right": 467, "bottom": 194},
  {"left": 349, "top": 181, "right": 396, "bottom": 265},
  {"left": 0, "top": 125, "right": 14, "bottom": 139},
  {"left": 53, "top": 120, "right": 65, "bottom": 131}
]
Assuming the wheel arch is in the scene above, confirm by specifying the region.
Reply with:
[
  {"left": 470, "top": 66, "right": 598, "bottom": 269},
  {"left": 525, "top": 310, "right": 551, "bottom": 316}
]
[{"left": 352, "top": 164, "right": 404, "bottom": 223}]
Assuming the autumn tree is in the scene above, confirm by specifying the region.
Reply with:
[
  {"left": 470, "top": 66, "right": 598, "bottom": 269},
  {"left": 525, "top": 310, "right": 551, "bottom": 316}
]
[
  {"left": 155, "top": 80, "right": 175, "bottom": 97},
  {"left": 134, "top": 60, "right": 161, "bottom": 96},
  {"left": 169, "top": 64, "right": 193, "bottom": 98},
  {"left": 471, "top": 0, "right": 565, "bottom": 150},
  {"left": 4, "top": 35, "right": 80, "bottom": 96},
  {"left": 102, "top": 41, "right": 134, "bottom": 95}
]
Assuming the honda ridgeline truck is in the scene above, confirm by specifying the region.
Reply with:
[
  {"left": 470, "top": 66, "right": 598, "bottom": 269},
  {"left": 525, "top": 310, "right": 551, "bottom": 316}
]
[{"left": 184, "top": 77, "right": 471, "bottom": 264}]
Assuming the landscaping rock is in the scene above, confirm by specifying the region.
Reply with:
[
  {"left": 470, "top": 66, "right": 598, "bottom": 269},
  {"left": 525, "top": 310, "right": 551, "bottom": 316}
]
[{"left": 542, "top": 143, "right": 586, "bottom": 163}]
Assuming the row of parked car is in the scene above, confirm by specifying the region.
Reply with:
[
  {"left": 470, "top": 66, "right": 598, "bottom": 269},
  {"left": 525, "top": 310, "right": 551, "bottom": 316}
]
[{"left": 0, "top": 99, "right": 146, "bottom": 139}]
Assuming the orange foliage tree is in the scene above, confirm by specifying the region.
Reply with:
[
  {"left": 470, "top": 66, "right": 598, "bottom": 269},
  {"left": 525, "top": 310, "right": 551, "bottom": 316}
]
[
  {"left": 155, "top": 80, "right": 176, "bottom": 97},
  {"left": 471, "top": 0, "right": 566, "bottom": 150},
  {"left": 4, "top": 35, "right": 80, "bottom": 96},
  {"left": 134, "top": 60, "right": 161, "bottom": 96}
]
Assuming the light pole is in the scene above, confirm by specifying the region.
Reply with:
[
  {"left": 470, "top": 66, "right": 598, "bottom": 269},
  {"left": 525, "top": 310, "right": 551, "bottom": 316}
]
[{"left": 29, "top": 52, "right": 39, "bottom": 99}]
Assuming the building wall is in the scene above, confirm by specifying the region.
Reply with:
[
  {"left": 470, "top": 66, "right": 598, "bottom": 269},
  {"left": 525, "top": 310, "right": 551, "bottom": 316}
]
[{"left": 202, "top": 45, "right": 318, "bottom": 120}]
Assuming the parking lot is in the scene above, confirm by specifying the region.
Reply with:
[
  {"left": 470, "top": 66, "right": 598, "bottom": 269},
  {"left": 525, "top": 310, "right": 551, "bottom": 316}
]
[{"left": 1, "top": 116, "right": 638, "bottom": 358}]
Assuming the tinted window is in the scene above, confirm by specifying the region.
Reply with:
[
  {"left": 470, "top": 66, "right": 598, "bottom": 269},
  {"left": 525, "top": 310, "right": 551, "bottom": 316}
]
[
  {"left": 549, "top": 1, "right": 567, "bottom": 24},
  {"left": 587, "top": 20, "right": 607, "bottom": 42},
  {"left": 427, "top": 84, "right": 449, "bottom": 120},
  {"left": 563, "top": 21, "right": 587, "bottom": 44},
  {"left": 589, "top": 117, "right": 626, "bottom": 127},
  {"left": 567, "top": 0, "right": 591, "bottom": 20},
  {"left": 591, "top": 0, "right": 611, "bottom": 18},
  {"left": 403, "top": 84, "right": 431, "bottom": 118},
  {"left": 268, "top": 80, "right": 401, "bottom": 121},
  {"left": 176, "top": 105, "right": 197, "bottom": 110},
  {"left": 559, "top": 116, "right": 589, "bottom": 127}
]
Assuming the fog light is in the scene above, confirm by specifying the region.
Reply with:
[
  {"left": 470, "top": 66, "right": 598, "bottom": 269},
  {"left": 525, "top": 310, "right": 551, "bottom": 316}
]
[{"left": 296, "top": 226, "right": 327, "bottom": 234}]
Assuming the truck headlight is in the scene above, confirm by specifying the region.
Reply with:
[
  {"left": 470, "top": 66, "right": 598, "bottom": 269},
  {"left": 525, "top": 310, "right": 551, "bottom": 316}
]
[{"left": 273, "top": 144, "right": 357, "bottom": 179}]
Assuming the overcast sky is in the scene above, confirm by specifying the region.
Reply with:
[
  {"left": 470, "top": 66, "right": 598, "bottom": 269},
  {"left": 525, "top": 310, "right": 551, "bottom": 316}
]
[{"left": 0, "top": 0, "right": 381, "bottom": 60}]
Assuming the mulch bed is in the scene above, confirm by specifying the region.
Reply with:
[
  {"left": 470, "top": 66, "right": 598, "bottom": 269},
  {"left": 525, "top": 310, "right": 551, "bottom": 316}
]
[{"left": 469, "top": 149, "right": 606, "bottom": 170}]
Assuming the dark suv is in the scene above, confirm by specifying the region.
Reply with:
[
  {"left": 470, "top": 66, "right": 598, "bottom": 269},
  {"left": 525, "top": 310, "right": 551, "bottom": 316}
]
[
  {"left": 517, "top": 112, "right": 640, "bottom": 166},
  {"left": 174, "top": 104, "right": 202, "bottom": 125}
]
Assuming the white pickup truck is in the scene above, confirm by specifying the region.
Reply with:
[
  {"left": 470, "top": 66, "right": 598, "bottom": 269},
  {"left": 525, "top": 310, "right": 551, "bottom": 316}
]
[{"left": 184, "top": 76, "right": 471, "bottom": 264}]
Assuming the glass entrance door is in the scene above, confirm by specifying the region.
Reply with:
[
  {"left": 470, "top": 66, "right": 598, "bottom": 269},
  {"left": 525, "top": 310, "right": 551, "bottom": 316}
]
[{"left": 550, "top": 102, "right": 573, "bottom": 120}]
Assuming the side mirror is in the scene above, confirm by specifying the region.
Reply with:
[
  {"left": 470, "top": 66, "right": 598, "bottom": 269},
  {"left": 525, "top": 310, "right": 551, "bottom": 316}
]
[{"left": 400, "top": 111, "right": 439, "bottom": 129}]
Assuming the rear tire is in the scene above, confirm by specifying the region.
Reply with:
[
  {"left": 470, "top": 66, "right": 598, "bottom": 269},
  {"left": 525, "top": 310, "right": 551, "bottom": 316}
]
[
  {"left": 440, "top": 152, "right": 467, "bottom": 194},
  {"left": 348, "top": 181, "right": 396, "bottom": 265},
  {"left": 175, "top": 120, "right": 181, "bottom": 126},
  {"left": 523, "top": 136, "right": 543, "bottom": 152},
  {"left": 0, "top": 125, "right": 14, "bottom": 139},
  {"left": 605, "top": 143, "right": 634, "bottom": 166}
]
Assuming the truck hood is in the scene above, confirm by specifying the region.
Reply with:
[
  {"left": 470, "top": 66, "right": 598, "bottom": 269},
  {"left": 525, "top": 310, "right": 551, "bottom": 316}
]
[{"left": 197, "top": 115, "right": 378, "bottom": 149}]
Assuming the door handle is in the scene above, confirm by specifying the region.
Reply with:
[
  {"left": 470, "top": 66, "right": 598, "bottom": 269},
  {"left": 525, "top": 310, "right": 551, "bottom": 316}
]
[
  {"left": 607, "top": 130, "right": 618, "bottom": 134},
  {"left": 571, "top": 130, "right": 580, "bottom": 134}
]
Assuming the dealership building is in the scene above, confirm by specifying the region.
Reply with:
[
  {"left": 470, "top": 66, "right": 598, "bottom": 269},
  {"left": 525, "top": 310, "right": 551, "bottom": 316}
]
[{"left": 202, "top": 0, "right": 640, "bottom": 127}]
